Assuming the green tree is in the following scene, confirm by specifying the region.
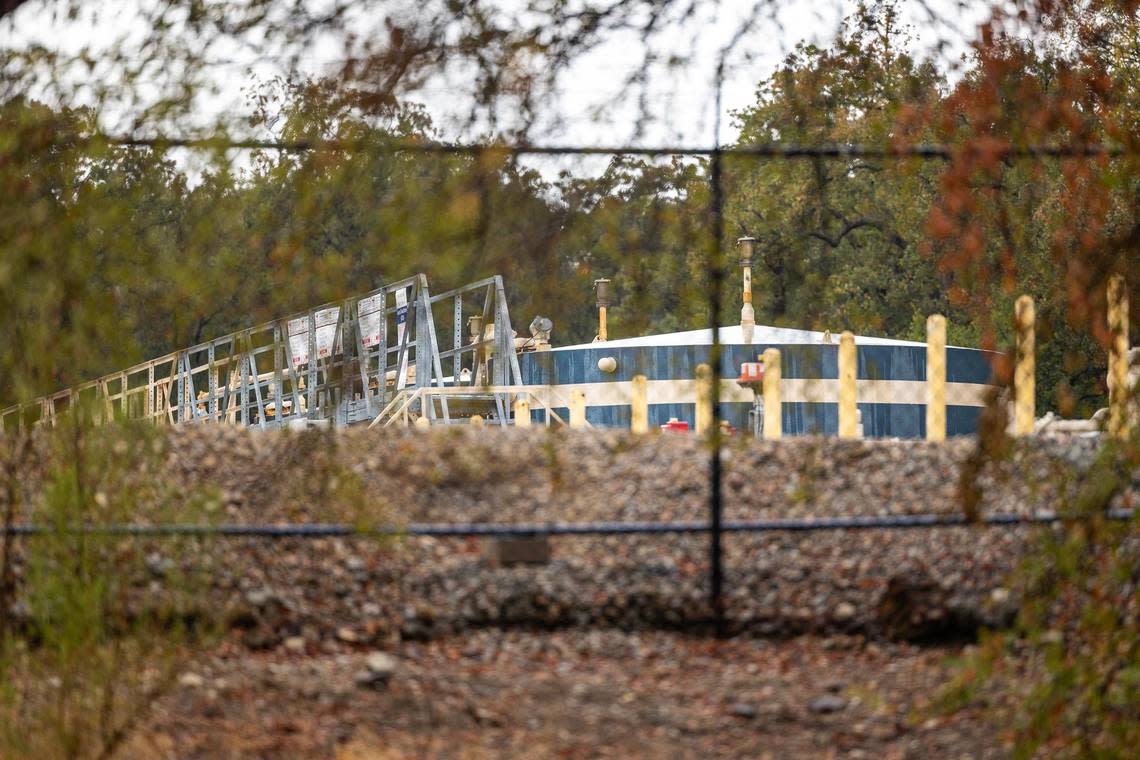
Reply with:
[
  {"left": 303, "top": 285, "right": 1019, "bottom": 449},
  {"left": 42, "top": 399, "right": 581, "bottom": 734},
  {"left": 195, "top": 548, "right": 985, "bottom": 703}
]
[{"left": 726, "top": 2, "right": 951, "bottom": 339}]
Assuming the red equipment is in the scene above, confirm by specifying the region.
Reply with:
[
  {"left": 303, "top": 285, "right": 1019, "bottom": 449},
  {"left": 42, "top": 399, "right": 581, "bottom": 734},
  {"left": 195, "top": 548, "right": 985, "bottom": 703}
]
[{"left": 737, "top": 361, "right": 765, "bottom": 386}]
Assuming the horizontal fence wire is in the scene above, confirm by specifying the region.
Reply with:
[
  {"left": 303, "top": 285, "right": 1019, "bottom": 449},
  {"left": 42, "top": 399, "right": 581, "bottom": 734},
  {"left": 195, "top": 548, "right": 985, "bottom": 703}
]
[
  {"left": 79, "top": 135, "right": 1130, "bottom": 159},
  {"left": 4, "top": 509, "right": 1134, "bottom": 539}
]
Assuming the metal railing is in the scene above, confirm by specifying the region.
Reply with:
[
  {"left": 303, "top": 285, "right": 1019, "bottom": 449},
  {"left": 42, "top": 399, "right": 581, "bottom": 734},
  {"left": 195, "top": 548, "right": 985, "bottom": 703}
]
[
  {"left": 367, "top": 384, "right": 584, "bottom": 428},
  {"left": 0, "top": 273, "right": 523, "bottom": 432}
]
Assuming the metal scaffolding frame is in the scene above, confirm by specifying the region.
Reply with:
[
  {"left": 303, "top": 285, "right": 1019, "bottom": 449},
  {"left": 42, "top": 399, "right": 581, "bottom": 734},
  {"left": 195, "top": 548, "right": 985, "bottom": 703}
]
[
  {"left": 368, "top": 385, "right": 581, "bottom": 428},
  {"left": 0, "top": 273, "right": 523, "bottom": 431}
]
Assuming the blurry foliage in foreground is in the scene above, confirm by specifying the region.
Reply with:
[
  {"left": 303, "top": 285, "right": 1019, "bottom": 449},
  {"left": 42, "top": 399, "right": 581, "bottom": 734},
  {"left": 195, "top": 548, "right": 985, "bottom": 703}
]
[
  {"left": 0, "top": 418, "right": 377, "bottom": 759},
  {"left": 0, "top": 1, "right": 1137, "bottom": 756},
  {"left": 0, "top": 421, "right": 217, "bottom": 759},
  {"left": 941, "top": 434, "right": 1139, "bottom": 759}
]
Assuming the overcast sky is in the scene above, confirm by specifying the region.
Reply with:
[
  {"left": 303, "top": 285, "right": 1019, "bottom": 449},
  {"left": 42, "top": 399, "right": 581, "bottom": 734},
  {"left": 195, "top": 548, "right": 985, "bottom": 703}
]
[{"left": 1, "top": 0, "right": 996, "bottom": 178}]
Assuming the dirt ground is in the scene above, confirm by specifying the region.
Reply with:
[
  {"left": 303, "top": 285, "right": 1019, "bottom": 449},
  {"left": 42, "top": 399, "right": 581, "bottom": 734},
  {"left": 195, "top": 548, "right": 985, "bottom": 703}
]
[{"left": 126, "top": 630, "right": 1004, "bottom": 759}]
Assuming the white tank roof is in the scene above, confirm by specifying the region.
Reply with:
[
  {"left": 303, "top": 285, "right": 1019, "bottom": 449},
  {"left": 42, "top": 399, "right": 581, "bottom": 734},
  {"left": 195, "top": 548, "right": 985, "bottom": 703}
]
[{"left": 552, "top": 324, "right": 928, "bottom": 352}]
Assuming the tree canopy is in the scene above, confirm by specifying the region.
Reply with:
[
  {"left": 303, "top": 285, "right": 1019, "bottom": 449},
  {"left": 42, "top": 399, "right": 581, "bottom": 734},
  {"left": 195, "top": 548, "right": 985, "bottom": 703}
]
[{"left": 1, "top": 2, "right": 1138, "bottom": 419}]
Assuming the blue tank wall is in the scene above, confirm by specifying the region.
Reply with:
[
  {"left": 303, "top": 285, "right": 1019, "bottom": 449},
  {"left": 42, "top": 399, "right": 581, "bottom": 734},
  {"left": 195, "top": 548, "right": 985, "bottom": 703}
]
[
  {"left": 521, "top": 343, "right": 993, "bottom": 385},
  {"left": 520, "top": 342, "right": 994, "bottom": 438}
]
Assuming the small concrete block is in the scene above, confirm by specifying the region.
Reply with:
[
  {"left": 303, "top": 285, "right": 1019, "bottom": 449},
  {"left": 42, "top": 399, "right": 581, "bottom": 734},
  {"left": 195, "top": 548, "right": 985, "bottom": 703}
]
[{"left": 483, "top": 536, "right": 551, "bottom": 567}]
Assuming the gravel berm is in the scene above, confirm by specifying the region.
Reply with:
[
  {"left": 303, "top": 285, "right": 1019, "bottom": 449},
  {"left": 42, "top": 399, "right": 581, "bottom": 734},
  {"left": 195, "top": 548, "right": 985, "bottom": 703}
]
[{"left": 10, "top": 427, "right": 1140, "bottom": 643}]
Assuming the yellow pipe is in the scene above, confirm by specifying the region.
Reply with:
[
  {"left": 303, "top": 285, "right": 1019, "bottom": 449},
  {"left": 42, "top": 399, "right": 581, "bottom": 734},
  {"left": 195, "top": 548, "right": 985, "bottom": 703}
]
[
  {"left": 1108, "top": 275, "right": 1131, "bottom": 439},
  {"left": 762, "top": 348, "right": 782, "bottom": 440},
  {"left": 838, "top": 331, "right": 857, "bottom": 439},
  {"left": 737, "top": 237, "right": 756, "bottom": 345},
  {"left": 513, "top": 398, "right": 531, "bottom": 427},
  {"left": 569, "top": 390, "right": 587, "bottom": 428},
  {"left": 926, "top": 314, "right": 947, "bottom": 442},
  {"left": 695, "top": 364, "right": 712, "bottom": 436},
  {"left": 630, "top": 375, "right": 649, "bottom": 433},
  {"left": 1014, "top": 295, "right": 1036, "bottom": 436}
]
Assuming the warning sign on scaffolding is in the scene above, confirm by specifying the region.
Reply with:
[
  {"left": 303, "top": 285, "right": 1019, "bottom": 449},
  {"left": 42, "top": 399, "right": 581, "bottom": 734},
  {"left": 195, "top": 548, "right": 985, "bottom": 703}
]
[
  {"left": 358, "top": 293, "right": 384, "bottom": 348},
  {"left": 315, "top": 307, "right": 340, "bottom": 358},
  {"left": 287, "top": 317, "right": 308, "bottom": 367},
  {"left": 287, "top": 307, "right": 341, "bottom": 367}
]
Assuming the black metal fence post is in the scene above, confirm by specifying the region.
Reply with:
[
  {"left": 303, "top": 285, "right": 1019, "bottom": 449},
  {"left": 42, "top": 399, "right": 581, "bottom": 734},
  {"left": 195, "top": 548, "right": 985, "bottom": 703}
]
[{"left": 708, "top": 77, "right": 726, "bottom": 636}]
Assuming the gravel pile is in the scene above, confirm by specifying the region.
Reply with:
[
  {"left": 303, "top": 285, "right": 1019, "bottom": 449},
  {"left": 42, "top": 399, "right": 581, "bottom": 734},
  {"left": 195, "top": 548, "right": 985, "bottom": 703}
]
[
  {"left": 155, "top": 425, "right": 1119, "bottom": 522},
  {"left": 7, "top": 427, "right": 1137, "bottom": 643}
]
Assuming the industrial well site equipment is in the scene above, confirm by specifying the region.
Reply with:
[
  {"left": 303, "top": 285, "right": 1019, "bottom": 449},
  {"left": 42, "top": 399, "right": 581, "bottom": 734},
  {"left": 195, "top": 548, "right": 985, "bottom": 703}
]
[
  {"left": 3, "top": 263, "right": 1133, "bottom": 439},
  {"left": 0, "top": 273, "right": 532, "bottom": 431}
]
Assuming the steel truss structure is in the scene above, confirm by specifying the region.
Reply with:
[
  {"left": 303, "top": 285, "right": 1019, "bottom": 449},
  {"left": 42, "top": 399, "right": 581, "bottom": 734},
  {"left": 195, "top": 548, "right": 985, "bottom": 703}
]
[
  {"left": 0, "top": 274, "right": 524, "bottom": 431},
  {"left": 368, "top": 385, "right": 587, "bottom": 429}
]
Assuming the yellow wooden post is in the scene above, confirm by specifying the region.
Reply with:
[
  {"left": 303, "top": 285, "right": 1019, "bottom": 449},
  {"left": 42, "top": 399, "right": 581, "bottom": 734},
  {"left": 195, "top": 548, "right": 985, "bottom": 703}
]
[
  {"left": 1014, "top": 295, "right": 1036, "bottom": 436},
  {"left": 569, "top": 389, "right": 587, "bottom": 428},
  {"left": 926, "top": 314, "right": 947, "bottom": 442},
  {"left": 695, "top": 364, "right": 713, "bottom": 436},
  {"left": 630, "top": 375, "right": 649, "bottom": 433},
  {"left": 762, "top": 348, "right": 782, "bottom": 440},
  {"left": 838, "top": 331, "right": 857, "bottom": 439},
  {"left": 513, "top": 397, "right": 531, "bottom": 427},
  {"left": 1108, "top": 275, "right": 1131, "bottom": 439}
]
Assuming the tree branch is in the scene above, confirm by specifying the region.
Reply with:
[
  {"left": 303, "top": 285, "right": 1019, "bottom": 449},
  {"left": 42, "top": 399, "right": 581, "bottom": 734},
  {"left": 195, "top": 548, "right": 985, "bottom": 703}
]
[{"left": 807, "top": 216, "right": 906, "bottom": 249}]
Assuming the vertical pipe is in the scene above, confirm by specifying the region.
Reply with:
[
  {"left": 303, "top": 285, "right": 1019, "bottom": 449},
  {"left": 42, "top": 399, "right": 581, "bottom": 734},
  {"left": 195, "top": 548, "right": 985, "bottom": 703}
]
[
  {"left": 838, "top": 331, "right": 857, "bottom": 439},
  {"left": 569, "top": 390, "right": 587, "bottom": 428},
  {"left": 630, "top": 374, "right": 649, "bottom": 433},
  {"left": 926, "top": 314, "right": 947, "bottom": 442},
  {"left": 695, "top": 364, "right": 713, "bottom": 436},
  {"left": 1014, "top": 295, "right": 1036, "bottom": 436},
  {"left": 737, "top": 236, "right": 756, "bottom": 345},
  {"left": 762, "top": 348, "right": 782, "bottom": 440},
  {"left": 594, "top": 278, "right": 611, "bottom": 342},
  {"left": 513, "top": 397, "right": 531, "bottom": 427},
  {"left": 1108, "top": 275, "right": 1131, "bottom": 439}
]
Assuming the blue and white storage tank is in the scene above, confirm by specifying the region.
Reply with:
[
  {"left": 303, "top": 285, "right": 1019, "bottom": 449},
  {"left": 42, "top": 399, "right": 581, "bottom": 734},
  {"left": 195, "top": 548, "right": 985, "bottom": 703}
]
[{"left": 518, "top": 324, "right": 998, "bottom": 437}]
